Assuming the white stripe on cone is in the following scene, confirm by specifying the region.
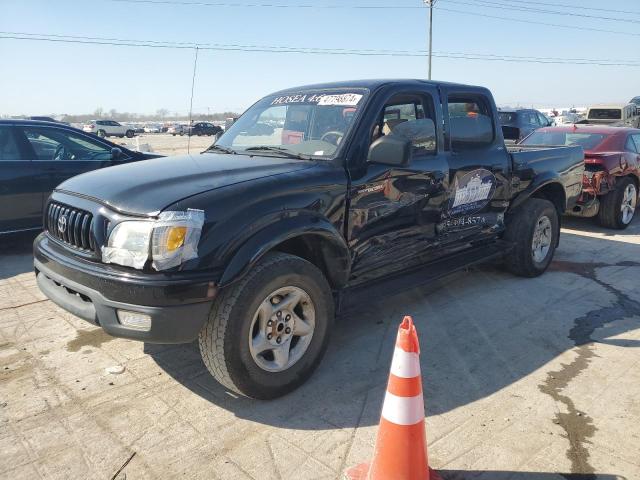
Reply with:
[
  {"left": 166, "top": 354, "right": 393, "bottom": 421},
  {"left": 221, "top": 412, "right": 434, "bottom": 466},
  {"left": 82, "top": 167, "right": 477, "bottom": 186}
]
[
  {"left": 390, "top": 347, "right": 421, "bottom": 379},
  {"left": 381, "top": 391, "right": 425, "bottom": 426}
]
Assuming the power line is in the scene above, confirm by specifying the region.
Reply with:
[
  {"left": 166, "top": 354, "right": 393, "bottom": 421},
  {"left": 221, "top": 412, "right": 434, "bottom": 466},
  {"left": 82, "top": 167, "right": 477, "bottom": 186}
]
[
  {"left": 5, "top": 29, "right": 639, "bottom": 64},
  {"left": 105, "top": 0, "right": 424, "bottom": 9},
  {"left": 2, "top": 32, "right": 640, "bottom": 67},
  {"left": 98, "top": 0, "right": 640, "bottom": 37},
  {"left": 435, "top": 5, "right": 640, "bottom": 38},
  {"left": 442, "top": 0, "right": 640, "bottom": 25},
  {"left": 492, "top": 0, "right": 640, "bottom": 17}
]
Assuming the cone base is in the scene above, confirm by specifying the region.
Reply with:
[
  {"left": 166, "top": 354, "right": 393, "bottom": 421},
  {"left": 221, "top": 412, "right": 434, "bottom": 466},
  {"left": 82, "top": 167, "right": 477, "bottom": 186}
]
[{"left": 344, "top": 463, "right": 443, "bottom": 480}]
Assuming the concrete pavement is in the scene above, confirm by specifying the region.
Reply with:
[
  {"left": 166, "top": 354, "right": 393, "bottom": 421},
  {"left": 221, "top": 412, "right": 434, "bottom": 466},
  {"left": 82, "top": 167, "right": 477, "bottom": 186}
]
[{"left": 1, "top": 216, "right": 638, "bottom": 479}]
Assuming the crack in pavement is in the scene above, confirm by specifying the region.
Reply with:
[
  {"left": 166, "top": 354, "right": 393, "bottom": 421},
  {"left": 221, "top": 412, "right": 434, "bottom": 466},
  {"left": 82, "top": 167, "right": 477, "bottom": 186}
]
[{"left": 542, "top": 260, "right": 640, "bottom": 479}]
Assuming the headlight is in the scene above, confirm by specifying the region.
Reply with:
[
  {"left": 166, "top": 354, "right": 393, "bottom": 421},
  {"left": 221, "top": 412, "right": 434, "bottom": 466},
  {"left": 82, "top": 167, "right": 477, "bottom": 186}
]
[
  {"left": 102, "top": 221, "right": 153, "bottom": 269},
  {"left": 102, "top": 209, "right": 204, "bottom": 270}
]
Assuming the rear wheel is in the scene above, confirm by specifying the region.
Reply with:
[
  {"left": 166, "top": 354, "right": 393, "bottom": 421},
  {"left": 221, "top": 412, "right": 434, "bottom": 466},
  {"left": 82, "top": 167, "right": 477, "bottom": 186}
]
[
  {"left": 97, "top": 129, "right": 106, "bottom": 138},
  {"left": 597, "top": 177, "right": 637, "bottom": 229},
  {"left": 504, "top": 198, "right": 559, "bottom": 277},
  {"left": 125, "top": 130, "right": 134, "bottom": 138},
  {"left": 198, "top": 252, "right": 334, "bottom": 399}
]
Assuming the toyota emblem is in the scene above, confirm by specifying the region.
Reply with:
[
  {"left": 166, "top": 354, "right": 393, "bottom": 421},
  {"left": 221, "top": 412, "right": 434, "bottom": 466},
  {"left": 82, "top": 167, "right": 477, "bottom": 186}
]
[{"left": 58, "top": 215, "right": 68, "bottom": 233}]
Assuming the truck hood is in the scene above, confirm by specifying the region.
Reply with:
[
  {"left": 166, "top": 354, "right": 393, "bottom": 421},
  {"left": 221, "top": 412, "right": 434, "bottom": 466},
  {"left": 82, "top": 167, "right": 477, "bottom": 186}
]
[{"left": 56, "top": 153, "right": 315, "bottom": 215}]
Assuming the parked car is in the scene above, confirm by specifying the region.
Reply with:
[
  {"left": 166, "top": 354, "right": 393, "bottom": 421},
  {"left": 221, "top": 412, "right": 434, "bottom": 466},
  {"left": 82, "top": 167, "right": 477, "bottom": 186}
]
[
  {"left": 553, "top": 113, "right": 581, "bottom": 125},
  {"left": 29, "top": 116, "right": 70, "bottom": 125},
  {"left": 167, "top": 124, "right": 186, "bottom": 136},
  {"left": 33, "top": 80, "right": 584, "bottom": 399},
  {"left": 579, "top": 104, "right": 640, "bottom": 128},
  {"left": 185, "top": 122, "right": 222, "bottom": 136},
  {"left": 520, "top": 125, "right": 640, "bottom": 229},
  {"left": 83, "top": 120, "right": 136, "bottom": 138},
  {"left": 629, "top": 97, "right": 640, "bottom": 115},
  {"left": 498, "top": 108, "right": 554, "bottom": 143},
  {"left": 143, "top": 123, "right": 162, "bottom": 134},
  {"left": 0, "top": 120, "right": 161, "bottom": 235}
]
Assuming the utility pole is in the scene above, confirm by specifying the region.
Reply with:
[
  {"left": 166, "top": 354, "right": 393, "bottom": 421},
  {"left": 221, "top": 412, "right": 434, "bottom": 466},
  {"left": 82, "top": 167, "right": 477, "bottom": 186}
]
[{"left": 424, "top": 0, "right": 437, "bottom": 80}]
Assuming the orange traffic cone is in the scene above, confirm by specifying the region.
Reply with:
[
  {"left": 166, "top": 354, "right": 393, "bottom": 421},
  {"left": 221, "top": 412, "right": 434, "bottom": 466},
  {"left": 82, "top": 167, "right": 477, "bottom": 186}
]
[{"left": 344, "top": 316, "right": 442, "bottom": 480}]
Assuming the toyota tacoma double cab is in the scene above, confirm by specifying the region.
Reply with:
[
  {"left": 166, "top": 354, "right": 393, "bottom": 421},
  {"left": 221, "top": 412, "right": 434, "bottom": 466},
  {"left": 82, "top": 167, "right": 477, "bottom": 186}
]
[{"left": 34, "top": 80, "right": 584, "bottom": 399}]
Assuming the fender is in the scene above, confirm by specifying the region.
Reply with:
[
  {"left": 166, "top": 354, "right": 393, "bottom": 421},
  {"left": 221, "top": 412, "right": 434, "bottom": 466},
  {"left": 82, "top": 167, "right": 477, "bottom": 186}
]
[
  {"left": 218, "top": 215, "right": 351, "bottom": 289},
  {"left": 508, "top": 171, "right": 567, "bottom": 214}
]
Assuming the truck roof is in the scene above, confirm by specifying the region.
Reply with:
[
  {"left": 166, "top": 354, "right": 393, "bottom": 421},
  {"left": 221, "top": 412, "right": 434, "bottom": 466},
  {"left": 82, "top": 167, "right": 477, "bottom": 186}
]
[
  {"left": 587, "top": 104, "right": 632, "bottom": 109},
  {"left": 271, "top": 79, "right": 485, "bottom": 95}
]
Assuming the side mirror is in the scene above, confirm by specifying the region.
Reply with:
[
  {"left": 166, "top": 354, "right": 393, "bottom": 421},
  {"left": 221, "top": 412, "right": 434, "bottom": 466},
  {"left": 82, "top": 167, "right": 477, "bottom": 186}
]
[
  {"left": 368, "top": 135, "right": 411, "bottom": 167},
  {"left": 110, "top": 147, "right": 123, "bottom": 161}
]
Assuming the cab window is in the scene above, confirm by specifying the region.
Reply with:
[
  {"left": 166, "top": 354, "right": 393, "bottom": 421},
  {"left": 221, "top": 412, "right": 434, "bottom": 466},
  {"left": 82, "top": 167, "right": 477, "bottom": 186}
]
[
  {"left": 371, "top": 93, "right": 437, "bottom": 157},
  {"left": 448, "top": 95, "right": 494, "bottom": 149}
]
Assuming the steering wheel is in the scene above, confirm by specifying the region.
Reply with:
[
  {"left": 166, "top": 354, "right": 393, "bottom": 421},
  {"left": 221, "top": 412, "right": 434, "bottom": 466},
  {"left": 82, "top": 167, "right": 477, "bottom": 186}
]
[
  {"left": 53, "top": 144, "right": 67, "bottom": 161},
  {"left": 320, "top": 131, "right": 344, "bottom": 146}
]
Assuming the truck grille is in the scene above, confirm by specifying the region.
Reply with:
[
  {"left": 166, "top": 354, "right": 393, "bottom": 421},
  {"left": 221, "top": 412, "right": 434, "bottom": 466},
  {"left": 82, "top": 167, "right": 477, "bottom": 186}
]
[{"left": 46, "top": 202, "right": 95, "bottom": 252}]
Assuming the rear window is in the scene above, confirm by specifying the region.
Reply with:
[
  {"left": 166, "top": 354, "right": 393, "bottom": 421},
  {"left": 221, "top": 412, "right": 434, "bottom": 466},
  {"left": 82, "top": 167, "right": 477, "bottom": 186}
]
[
  {"left": 498, "top": 112, "right": 518, "bottom": 125},
  {"left": 521, "top": 131, "right": 607, "bottom": 150},
  {"left": 588, "top": 109, "right": 621, "bottom": 120},
  {"left": 448, "top": 95, "right": 494, "bottom": 149}
]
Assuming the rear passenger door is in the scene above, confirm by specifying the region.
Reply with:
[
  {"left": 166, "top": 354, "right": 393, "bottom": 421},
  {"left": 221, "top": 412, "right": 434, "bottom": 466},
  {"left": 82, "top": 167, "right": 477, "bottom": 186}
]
[
  {"left": 439, "top": 89, "right": 511, "bottom": 245},
  {"left": 0, "top": 125, "right": 42, "bottom": 233}
]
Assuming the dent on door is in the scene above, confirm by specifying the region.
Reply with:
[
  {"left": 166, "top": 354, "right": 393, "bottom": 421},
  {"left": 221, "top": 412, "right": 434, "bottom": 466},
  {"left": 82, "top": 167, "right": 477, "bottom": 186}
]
[{"left": 347, "top": 168, "right": 446, "bottom": 280}]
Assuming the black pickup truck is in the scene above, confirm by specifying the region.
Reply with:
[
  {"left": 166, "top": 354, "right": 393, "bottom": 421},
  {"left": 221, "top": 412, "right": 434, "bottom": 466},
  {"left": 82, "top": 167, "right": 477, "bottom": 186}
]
[{"left": 34, "top": 80, "right": 584, "bottom": 399}]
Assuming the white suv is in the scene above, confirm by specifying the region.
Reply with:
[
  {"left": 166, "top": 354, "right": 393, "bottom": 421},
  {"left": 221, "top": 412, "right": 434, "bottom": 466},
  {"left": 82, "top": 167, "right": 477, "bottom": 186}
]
[{"left": 83, "top": 120, "right": 135, "bottom": 138}]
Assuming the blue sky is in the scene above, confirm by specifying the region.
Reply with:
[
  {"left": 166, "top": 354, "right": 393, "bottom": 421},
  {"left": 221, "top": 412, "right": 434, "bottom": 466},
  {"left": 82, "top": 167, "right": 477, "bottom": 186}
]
[{"left": 1, "top": 0, "right": 639, "bottom": 116}]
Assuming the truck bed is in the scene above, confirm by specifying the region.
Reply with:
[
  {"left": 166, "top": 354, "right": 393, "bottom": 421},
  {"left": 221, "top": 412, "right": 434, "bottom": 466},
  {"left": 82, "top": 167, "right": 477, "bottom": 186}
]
[{"left": 507, "top": 144, "right": 585, "bottom": 213}]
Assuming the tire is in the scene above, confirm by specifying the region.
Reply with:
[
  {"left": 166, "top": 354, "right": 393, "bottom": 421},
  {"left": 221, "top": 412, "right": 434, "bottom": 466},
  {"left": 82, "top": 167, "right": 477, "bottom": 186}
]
[
  {"left": 97, "top": 129, "right": 106, "bottom": 138},
  {"left": 126, "top": 130, "right": 134, "bottom": 138},
  {"left": 597, "top": 177, "right": 637, "bottom": 230},
  {"left": 503, "top": 198, "right": 559, "bottom": 277},
  {"left": 198, "top": 252, "right": 334, "bottom": 399}
]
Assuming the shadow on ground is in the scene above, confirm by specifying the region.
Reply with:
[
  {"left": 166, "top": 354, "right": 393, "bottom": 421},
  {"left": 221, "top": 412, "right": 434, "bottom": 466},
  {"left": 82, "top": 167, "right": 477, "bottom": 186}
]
[
  {"left": 0, "top": 231, "right": 39, "bottom": 280},
  {"left": 145, "top": 229, "right": 640, "bottom": 426},
  {"left": 439, "top": 471, "right": 626, "bottom": 480}
]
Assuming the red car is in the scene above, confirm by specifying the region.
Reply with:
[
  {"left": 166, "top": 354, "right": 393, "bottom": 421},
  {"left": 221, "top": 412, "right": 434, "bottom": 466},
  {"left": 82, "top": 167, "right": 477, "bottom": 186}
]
[{"left": 520, "top": 125, "right": 640, "bottom": 229}]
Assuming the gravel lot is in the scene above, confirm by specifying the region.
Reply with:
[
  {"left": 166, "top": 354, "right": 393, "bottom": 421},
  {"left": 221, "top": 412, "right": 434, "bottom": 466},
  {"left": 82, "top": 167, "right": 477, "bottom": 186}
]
[
  {"left": 1, "top": 180, "right": 639, "bottom": 478},
  {"left": 115, "top": 133, "right": 215, "bottom": 156}
]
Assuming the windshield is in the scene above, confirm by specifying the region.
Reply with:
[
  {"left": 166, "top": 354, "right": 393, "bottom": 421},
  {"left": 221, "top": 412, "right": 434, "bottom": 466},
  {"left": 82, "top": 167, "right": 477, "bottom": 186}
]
[
  {"left": 215, "top": 89, "right": 368, "bottom": 159},
  {"left": 588, "top": 109, "right": 621, "bottom": 120},
  {"left": 498, "top": 112, "right": 518, "bottom": 125},
  {"left": 521, "top": 131, "right": 607, "bottom": 151}
]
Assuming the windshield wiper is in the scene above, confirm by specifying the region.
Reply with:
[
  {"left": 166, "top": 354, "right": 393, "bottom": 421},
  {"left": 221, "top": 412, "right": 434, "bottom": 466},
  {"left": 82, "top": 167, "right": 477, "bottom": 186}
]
[
  {"left": 242, "top": 146, "right": 312, "bottom": 160},
  {"left": 203, "top": 144, "right": 237, "bottom": 155}
]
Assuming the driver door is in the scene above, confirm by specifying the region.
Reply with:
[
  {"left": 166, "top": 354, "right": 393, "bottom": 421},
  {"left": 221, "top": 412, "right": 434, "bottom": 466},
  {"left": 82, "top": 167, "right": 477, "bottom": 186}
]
[
  {"left": 16, "top": 126, "right": 117, "bottom": 215},
  {"left": 347, "top": 88, "right": 449, "bottom": 283}
]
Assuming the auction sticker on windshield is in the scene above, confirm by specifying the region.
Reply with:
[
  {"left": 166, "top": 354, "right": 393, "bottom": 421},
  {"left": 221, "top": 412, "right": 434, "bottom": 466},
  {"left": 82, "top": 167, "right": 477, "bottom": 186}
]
[{"left": 271, "top": 93, "right": 363, "bottom": 106}]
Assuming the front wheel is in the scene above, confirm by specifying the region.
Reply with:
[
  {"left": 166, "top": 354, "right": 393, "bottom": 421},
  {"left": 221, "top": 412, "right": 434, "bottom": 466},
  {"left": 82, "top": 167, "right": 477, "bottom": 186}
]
[
  {"left": 503, "top": 198, "right": 559, "bottom": 277},
  {"left": 198, "top": 252, "right": 334, "bottom": 399},
  {"left": 597, "top": 177, "right": 637, "bottom": 229}
]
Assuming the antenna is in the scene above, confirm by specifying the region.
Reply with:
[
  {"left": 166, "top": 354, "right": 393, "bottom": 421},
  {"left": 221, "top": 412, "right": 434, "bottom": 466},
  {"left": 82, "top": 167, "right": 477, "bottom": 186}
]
[{"left": 187, "top": 46, "right": 199, "bottom": 154}]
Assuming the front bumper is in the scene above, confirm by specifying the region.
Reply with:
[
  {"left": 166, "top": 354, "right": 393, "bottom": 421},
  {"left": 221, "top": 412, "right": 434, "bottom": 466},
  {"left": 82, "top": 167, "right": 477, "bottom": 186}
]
[{"left": 34, "top": 233, "right": 217, "bottom": 344}]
